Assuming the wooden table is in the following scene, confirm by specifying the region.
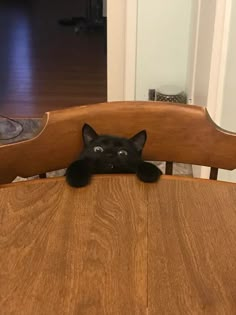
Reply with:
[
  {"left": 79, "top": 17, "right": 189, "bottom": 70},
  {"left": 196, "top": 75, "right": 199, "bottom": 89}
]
[{"left": 0, "top": 175, "right": 236, "bottom": 315}]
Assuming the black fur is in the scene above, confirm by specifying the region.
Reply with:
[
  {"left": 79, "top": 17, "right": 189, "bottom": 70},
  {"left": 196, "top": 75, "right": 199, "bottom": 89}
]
[
  {"left": 66, "top": 124, "right": 162, "bottom": 187},
  {"left": 137, "top": 161, "right": 162, "bottom": 182},
  {"left": 66, "top": 159, "right": 92, "bottom": 188}
]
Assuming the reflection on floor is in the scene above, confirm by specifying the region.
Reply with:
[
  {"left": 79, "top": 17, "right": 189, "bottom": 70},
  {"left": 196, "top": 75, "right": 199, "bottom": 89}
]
[{"left": 0, "top": 1, "right": 107, "bottom": 117}]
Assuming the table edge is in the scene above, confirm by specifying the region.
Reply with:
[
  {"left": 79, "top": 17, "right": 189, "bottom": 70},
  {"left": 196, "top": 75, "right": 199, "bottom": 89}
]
[{"left": 0, "top": 174, "right": 235, "bottom": 190}]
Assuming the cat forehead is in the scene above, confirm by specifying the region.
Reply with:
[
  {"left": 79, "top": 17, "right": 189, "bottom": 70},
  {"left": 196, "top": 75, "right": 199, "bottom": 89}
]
[{"left": 93, "top": 136, "right": 130, "bottom": 147}]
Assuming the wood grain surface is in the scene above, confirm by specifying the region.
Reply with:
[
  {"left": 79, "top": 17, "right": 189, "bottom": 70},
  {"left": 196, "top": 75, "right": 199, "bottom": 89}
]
[
  {"left": 1, "top": 101, "right": 236, "bottom": 184},
  {"left": 1, "top": 175, "right": 236, "bottom": 314},
  {"left": 148, "top": 177, "right": 236, "bottom": 315},
  {"left": 0, "top": 176, "right": 147, "bottom": 315}
]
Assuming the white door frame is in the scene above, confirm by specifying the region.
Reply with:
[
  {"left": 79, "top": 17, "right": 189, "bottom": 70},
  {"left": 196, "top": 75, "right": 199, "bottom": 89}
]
[
  {"left": 189, "top": 0, "right": 232, "bottom": 178},
  {"left": 108, "top": 0, "right": 233, "bottom": 179},
  {"left": 206, "top": 0, "right": 232, "bottom": 123},
  {"left": 124, "top": 0, "right": 138, "bottom": 100},
  {"left": 107, "top": 0, "right": 138, "bottom": 101},
  {"left": 201, "top": 0, "right": 232, "bottom": 178}
]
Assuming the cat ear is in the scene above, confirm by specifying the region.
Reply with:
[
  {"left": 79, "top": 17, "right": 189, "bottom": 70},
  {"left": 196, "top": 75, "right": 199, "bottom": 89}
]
[
  {"left": 130, "top": 130, "right": 147, "bottom": 151},
  {"left": 82, "top": 124, "right": 98, "bottom": 146}
]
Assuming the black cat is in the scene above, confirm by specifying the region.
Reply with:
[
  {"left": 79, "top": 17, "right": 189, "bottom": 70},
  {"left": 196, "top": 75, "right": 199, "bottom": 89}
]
[{"left": 66, "top": 124, "right": 162, "bottom": 187}]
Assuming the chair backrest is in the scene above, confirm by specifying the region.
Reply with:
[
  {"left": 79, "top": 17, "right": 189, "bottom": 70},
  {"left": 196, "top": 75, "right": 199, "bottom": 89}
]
[{"left": 0, "top": 101, "right": 236, "bottom": 184}]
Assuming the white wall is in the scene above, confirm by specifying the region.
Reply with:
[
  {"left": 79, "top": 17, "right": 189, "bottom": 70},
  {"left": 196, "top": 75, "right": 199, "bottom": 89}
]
[
  {"left": 188, "top": 0, "right": 236, "bottom": 182},
  {"left": 187, "top": 0, "right": 216, "bottom": 178},
  {"left": 189, "top": 0, "right": 216, "bottom": 107},
  {"left": 220, "top": 1, "right": 236, "bottom": 133},
  {"left": 218, "top": 0, "right": 236, "bottom": 182},
  {"left": 135, "top": 0, "right": 192, "bottom": 100}
]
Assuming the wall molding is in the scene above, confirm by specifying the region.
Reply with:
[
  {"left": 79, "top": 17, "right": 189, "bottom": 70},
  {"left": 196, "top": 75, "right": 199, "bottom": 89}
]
[
  {"left": 107, "top": 0, "right": 126, "bottom": 101},
  {"left": 107, "top": 0, "right": 138, "bottom": 101},
  {"left": 124, "top": 0, "right": 138, "bottom": 100}
]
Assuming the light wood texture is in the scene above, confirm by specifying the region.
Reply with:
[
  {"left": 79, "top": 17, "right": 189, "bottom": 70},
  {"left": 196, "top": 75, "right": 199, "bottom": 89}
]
[
  {"left": 1, "top": 175, "right": 236, "bottom": 314},
  {"left": 148, "top": 177, "right": 236, "bottom": 314},
  {"left": 0, "top": 101, "right": 236, "bottom": 184},
  {"left": 0, "top": 175, "right": 147, "bottom": 315}
]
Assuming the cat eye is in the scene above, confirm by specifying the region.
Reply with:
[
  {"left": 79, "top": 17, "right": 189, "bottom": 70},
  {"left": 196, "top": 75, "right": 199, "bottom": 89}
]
[
  {"left": 118, "top": 149, "right": 128, "bottom": 156},
  {"left": 93, "top": 146, "right": 104, "bottom": 153}
]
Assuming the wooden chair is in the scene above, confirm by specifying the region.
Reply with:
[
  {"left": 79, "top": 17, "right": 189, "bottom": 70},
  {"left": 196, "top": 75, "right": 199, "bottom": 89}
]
[{"left": 0, "top": 101, "right": 236, "bottom": 184}]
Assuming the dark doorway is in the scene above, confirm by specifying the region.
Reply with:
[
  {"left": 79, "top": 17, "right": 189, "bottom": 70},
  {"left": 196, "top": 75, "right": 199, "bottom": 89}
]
[{"left": 0, "top": 0, "right": 107, "bottom": 117}]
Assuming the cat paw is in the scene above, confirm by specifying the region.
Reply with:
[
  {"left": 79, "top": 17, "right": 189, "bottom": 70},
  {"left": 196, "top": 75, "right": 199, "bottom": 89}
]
[
  {"left": 136, "top": 162, "right": 162, "bottom": 183},
  {"left": 66, "top": 159, "right": 92, "bottom": 187}
]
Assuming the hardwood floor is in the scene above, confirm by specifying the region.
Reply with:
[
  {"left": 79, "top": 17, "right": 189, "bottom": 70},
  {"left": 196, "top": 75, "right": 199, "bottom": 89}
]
[{"left": 0, "top": 1, "right": 107, "bottom": 117}]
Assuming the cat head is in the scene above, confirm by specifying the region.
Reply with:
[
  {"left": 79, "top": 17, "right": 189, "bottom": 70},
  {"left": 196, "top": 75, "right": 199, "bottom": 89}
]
[{"left": 79, "top": 124, "right": 147, "bottom": 173}]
